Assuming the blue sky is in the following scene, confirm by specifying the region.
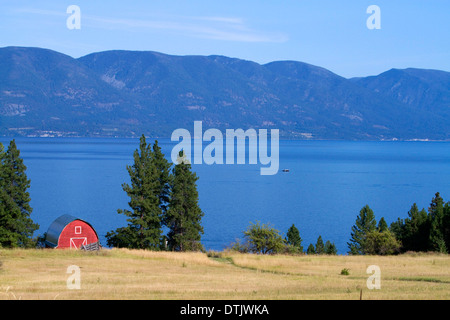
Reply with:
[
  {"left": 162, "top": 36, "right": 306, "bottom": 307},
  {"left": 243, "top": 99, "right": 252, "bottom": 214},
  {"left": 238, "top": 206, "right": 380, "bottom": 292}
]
[{"left": 1, "top": 0, "right": 449, "bottom": 78}]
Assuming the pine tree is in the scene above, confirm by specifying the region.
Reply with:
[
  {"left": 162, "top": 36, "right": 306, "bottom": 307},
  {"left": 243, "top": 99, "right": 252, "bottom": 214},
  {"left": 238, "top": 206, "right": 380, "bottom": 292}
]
[
  {"left": 324, "top": 240, "right": 337, "bottom": 255},
  {"left": 443, "top": 202, "right": 450, "bottom": 251},
  {"left": 151, "top": 140, "right": 171, "bottom": 213},
  {"left": 306, "top": 243, "right": 315, "bottom": 255},
  {"left": 286, "top": 224, "right": 303, "bottom": 252},
  {"left": 402, "top": 203, "right": 429, "bottom": 252},
  {"left": 377, "top": 217, "right": 388, "bottom": 232},
  {"left": 389, "top": 217, "right": 405, "bottom": 246},
  {"left": 428, "top": 192, "right": 447, "bottom": 253},
  {"left": 0, "top": 140, "right": 39, "bottom": 248},
  {"left": 165, "top": 151, "right": 204, "bottom": 251},
  {"left": 347, "top": 205, "right": 377, "bottom": 255},
  {"left": 315, "top": 235, "right": 325, "bottom": 254},
  {"left": 106, "top": 135, "right": 168, "bottom": 250}
]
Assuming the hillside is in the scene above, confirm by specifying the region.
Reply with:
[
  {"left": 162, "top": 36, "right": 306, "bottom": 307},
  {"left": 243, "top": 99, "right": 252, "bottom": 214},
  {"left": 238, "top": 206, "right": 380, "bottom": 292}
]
[{"left": 1, "top": 46, "right": 449, "bottom": 140}]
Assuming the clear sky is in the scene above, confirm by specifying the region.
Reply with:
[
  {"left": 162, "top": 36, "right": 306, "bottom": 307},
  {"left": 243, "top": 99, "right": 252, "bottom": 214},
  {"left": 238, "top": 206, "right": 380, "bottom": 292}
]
[{"left": 1, "top": 0, "right": 449, "bottom": 78}]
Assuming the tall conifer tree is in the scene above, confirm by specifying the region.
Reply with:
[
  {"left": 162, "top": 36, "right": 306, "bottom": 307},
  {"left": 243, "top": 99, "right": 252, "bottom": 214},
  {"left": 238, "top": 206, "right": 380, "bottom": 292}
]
[
  {"left": 165, "top": 151, "right": 204, "bottom": 251},
  {"left": 403, "top": 203, "right": 429, "bottom": 252},
  {"left": 0, "top": 140, "right": 39, "bottom": 248},
  {"left": 315, "top": 235, "right": 325, "bottom": 254},
  {"left": 443, "top": 202, "right": 450, "bottom": 252},
  {"left": 106, "top": 135, "right": 169, "bottom": 249},
  {"left": 428, "top": 192, "right": 447, "bottom": 253},
  {"left": 152, "top": 140, "right": 171, "bottom": 213},
  {"left": 286, "top": 224, "right": 303, "bottom": 252},
  {"left": 347, "top": 205, "right": 377, "bottom": 255}
]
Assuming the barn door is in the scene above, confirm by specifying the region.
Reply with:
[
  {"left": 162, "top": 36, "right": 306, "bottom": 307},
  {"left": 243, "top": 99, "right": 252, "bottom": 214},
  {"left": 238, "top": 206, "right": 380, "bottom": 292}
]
[{"left": 70, "top": 237, "right": 87, "bottom": 249}]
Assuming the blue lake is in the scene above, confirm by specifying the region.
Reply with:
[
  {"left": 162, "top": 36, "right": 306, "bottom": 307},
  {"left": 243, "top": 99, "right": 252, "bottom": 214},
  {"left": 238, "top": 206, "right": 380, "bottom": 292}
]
[{"left": 1, "top": 137, "right": 449, "bottom": 254}]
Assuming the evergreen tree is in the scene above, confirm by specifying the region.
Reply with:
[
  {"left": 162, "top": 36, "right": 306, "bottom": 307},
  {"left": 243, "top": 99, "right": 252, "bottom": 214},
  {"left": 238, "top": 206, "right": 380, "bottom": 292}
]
[
  {"left": 377, "top": 217, "right": 388, "bottom": 232},
  {"left": 286, "top": 224, "right": 303, "bottom": 252},
  {"left": 306, "top": 243, "right": 315, "bottom": 255},
  {"left": 407, "top": 204, "right": 429, "bottom": 251},
  {"left": 393, "top": 203, "right": 429, "bottom": 252},
  {"left": 324, "top": 240, "right": 337, "bottom": 255},
  {"left": 315, "top": 235, "right": 324, "bottom": 254},
  {"left": 429, "top": 192, "right": 444, "bottom": 216},
  {"left": 151, "top": 140, "right": 171, "bottom": 213},
  {"left": 428, "top": 192, "right": 447, "bottom": 253},
  {"left": 443, "top": 202, "right": 450, "bottom": 251},
  {"left": 347, "top": 205, "right": 377, "bottom": 255},
  {"left": 106, "top": 135, "right": 167, "bottom": 250},
  {"left": 389, "top": 217, "right": 405, "bottom": 246},
  {"left": 0, "top": 140, "right": 39, "bottom": 248},
  {"left": 390, "top": 194, "right": 450, "bottom": 253},
  {"left": 165, "top": 151, "right": 204, "bottom": 251}
]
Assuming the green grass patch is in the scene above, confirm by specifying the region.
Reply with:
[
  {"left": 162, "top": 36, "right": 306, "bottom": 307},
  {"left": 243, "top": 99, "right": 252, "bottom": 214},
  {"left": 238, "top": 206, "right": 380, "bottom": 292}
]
[{"left": 396, "top": 277, "right": 450, "bottom": 284}]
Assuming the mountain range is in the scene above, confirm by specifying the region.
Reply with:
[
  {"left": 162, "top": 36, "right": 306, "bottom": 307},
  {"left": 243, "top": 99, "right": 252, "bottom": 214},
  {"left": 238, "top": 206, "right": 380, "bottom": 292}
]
[{"left": 1, "top": 46, "right": 449, "bottom": 140}]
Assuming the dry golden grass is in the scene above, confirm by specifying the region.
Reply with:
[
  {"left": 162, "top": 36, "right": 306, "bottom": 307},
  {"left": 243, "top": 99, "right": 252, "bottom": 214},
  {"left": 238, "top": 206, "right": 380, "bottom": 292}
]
[{"left": 0, "top": 248, "right": 448, "bottom": 300}]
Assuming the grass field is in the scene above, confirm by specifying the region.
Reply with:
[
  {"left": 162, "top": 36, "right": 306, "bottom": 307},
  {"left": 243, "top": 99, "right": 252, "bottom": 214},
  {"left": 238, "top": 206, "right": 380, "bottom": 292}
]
[{"left": 0, "top": 248, "right": 449, "bottom": 300}]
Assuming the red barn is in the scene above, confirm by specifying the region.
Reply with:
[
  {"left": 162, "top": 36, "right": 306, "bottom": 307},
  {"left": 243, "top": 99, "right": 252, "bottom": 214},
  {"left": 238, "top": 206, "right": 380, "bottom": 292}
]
[{"left": 45, "top": 214, "right": 100, "bottom": 250}]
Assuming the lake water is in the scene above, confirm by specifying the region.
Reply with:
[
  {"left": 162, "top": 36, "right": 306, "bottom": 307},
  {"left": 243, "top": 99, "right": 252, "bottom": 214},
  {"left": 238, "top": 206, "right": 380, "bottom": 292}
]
[{"left": 1, "top": 137, "right": 449, "bottom": 254}]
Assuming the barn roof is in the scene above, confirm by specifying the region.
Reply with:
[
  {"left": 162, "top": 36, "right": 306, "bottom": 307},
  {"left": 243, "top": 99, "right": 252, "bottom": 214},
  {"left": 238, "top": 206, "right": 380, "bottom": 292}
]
[{"left": 45, "top": 214, "right": 97, "bottom": 248}]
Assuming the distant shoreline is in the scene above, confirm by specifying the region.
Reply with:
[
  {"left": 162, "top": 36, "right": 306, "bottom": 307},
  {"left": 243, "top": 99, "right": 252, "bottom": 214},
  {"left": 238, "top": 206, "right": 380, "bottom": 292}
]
[{"left": 1, "top": 135, "right": 450, "bottom": 142}]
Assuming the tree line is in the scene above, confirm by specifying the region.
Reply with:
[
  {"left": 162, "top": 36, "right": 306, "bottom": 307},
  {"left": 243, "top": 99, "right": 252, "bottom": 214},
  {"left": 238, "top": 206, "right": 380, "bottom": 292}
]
[
  {"left": 349, "top": 192, "right": 450, "bottom": 255},
  {"left": 229, "top": 221, "right": 337, "bottom": 255},
  {"left": 0, "top": 138, "right": 449, "bottom": 256},
  {"left": 229, "top": 192, "right": 450, "bottom": 255}
]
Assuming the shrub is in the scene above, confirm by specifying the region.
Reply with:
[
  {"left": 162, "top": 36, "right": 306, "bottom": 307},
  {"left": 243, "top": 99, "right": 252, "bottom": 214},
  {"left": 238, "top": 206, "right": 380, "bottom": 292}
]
[
  {"left": 364, "top": 230, "right": 402, "bottom": 255},
  {"left": 228, "top": 239, "right": 250, "bottom": 253},
  {"left": 243, "top": 221, "right": 285, "bottom": 254},
  {"left": 340, "top": 268, "right": 350, "bottom": 276},
  {"left": 283, "top": 244, "right": 304, "bottom": 255}
]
